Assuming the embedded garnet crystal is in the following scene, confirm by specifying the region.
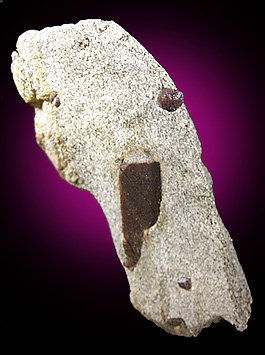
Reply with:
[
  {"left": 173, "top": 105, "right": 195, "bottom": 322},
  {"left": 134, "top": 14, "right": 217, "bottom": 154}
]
[
  {"left": 119, "top": 161, "right": 162, "bottom": 269},
  {"left": 52, "top": 96, "right": 61, "bottom": 107},
  {"left": 178, "top": 277, "right": 192, "bottom": 290},
  {"left": 157, "top": 88, "right": 184, "bottom": 112}
]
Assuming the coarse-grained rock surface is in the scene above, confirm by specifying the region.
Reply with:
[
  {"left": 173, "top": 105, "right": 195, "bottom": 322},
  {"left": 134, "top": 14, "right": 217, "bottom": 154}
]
[{"left": 11, "top": 19, "right": 252, "bottom": 336}]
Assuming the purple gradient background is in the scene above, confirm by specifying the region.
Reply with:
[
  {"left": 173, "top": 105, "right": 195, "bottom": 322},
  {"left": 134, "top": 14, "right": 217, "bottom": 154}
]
[{"left": 1, "top": 1, "right": 264, "bottom": 339}]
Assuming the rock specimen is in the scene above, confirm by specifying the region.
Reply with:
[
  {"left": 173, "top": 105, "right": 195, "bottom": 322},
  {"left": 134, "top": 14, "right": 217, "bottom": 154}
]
[{"left": 11, "top": 19, "right": 252, "bottom": 336}]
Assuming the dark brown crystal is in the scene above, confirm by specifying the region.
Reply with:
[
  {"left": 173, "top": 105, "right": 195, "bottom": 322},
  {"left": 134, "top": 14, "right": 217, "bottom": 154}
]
[
  {"left": 178, "top": 277, "right": 192, "bottom": 290},
  {"left": 119, "top": 161, "right": 162, "bottom": 269}
]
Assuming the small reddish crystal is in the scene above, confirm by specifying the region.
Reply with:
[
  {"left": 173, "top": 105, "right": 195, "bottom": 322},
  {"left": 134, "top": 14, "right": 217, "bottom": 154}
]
[{"left": 157, "top": 88, "right": 184, "bottom": 112}]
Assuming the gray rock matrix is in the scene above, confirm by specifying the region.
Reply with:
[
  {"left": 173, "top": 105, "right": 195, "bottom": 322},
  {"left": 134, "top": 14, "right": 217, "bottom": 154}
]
[{"left": 11, "top": 19, "right": 252, "bottom": 336}]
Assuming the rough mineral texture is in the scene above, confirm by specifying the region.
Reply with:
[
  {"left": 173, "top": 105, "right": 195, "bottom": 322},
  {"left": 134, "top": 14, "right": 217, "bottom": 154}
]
[{"left": 11, "top": 19, "right": 252, "bottom": 336}]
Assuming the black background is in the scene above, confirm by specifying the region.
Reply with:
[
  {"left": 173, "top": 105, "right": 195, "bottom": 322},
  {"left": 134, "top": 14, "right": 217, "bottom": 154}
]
[{"left": 1, "top": 0, "right": 264, "bottom": 343}]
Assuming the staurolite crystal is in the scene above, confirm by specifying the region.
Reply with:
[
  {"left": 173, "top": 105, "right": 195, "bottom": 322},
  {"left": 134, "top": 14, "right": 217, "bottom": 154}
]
[{"left": 11, "top": 19, "right": 252, "bottom": 336}]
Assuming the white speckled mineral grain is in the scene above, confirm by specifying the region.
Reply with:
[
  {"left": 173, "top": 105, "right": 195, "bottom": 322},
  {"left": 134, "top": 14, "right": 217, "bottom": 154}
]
[{"left": 11, "top": 19, "right": 252, "bottom": 336}]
